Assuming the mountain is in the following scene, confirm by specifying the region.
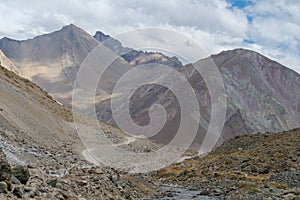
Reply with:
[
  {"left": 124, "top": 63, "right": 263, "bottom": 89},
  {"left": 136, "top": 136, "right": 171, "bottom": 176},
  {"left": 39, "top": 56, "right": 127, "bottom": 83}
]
[
  {"left": 0, "top": 24, "right": 182, "bottom": 107},
  {"left": 0, "top": 24, "right": 100, "bottom": 106},
  {"left": 96, "top": 49, "right": 300, "bottom": 149},
  {"left": 94, "top": 31, "right": 182, "bottom": 68},
  {"left": 0, "top": 63, "right": 162, "bottom": 199}
]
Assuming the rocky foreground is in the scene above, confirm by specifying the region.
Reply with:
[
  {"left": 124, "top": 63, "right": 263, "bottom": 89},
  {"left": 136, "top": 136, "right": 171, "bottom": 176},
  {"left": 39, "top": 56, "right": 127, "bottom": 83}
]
[
  {"left": 0, "top": 138, "right": 161, "bottom": 200},
  {"left": 154, "top": 128, "right": 300, "bottom": 199},
  {"left": 1, "top": 124, "right": 299, "bottom": 200}
]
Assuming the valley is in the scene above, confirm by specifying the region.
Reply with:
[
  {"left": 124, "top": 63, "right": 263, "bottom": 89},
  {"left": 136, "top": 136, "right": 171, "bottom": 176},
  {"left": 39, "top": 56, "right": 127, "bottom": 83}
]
[{"left": 0, "top": 23, "right": 299, "bottom": 199}]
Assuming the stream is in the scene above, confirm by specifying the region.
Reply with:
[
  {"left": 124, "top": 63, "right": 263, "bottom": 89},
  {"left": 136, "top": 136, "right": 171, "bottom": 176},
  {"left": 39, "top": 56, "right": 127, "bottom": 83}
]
[{"left": 157, "top": 186, "right": 218, "bottom": 200}]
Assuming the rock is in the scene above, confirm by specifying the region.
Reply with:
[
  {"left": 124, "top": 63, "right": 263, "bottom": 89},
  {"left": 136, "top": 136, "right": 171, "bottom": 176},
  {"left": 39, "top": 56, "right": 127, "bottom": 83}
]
[
  {"left": 58, "top": 189, "right": 70, "bottom": 199},
  {"left": 23, "top": 185, "right": 39, "bottom": 198},
  {"left": 0, "top": 181, "right": 8, "bottom": 194},
  {"left": 199, "top": 190, "right": 209, "bottom": 195},
  {"left": 38, "top": 188, "right": 47, "bottom": 193},
  {"left": 166, "top": 192, "right": 174, "bottom": 197},
  {"left": 11, "top": 175, "right": 21, "bottom": 185},
  {"left": 0, "top": 148, "right": 12, "bottom": 190},
  {"left": 89, "top": 168, "right": 103, "bottom": 174},
  {"left": 47, "top": 178, "right": 58, "bottom": 187},
  {"left": 52, "top": 190, "right": 65, "bottom": 199},
  {"left": 251, "top": 165, "right": 270, "bottom": 174},
  {"left": 215, "top": 189, "right": 222, "bottom": 193},
  {"left": 13, "top": 186, "right": 23, "bottom": 198},
  {"left": 11, "top": 165, "right": 30, "bottom": 184},
  {"left": 283, "top": 193, "right": 297, "bottom": 200}
]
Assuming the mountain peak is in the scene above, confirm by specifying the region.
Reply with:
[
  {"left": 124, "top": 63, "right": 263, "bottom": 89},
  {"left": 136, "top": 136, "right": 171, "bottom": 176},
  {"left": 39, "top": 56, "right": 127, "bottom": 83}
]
[
  {"left": 62, "top": 23, "right": 79, "bottom": 29},
  {"left": 210, "top": 48, "right": 277, "bottom": 69},
  {"left": 94, "top": 31, "right": 110, "bottom": 42},
  {"left": 61, "top": 24, "right": 82, "bottom": 31},
  {"left": 60, "top": 23, "right": 86, "bottom": 35},
  {"left": 213, "top": 48, "right": 258, "bottom": 57}
]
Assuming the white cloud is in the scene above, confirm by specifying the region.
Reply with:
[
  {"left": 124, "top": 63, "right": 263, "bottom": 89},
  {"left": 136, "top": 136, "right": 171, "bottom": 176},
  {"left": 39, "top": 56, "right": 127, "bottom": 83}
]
[
  {"left": 244, "top": 0, "right": 300, "bottom": 73},
  {"left": 0, "top": 0, "right": 299, "bottom": 73}
]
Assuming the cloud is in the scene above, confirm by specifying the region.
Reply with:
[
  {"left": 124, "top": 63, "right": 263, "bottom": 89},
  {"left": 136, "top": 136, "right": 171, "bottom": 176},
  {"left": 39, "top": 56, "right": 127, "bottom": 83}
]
[
  {"left": 244, "top": 0, "right": 300, "bottom": 72},
  {"left": 0, "top": 0, "right": 299, "bottom": 73}
]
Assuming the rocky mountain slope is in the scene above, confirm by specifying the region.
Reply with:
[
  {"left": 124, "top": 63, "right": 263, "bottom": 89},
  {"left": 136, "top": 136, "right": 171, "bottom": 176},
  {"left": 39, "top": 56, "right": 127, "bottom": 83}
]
[
  {"left": 96, "top": 49, "right": 300, "bottom": 149},
  {"left": 0, "top": 64, "right": 163, "bottom": 199},
  {"left": 0, "top": 50, "right": 18, "bottom": 73},
  {"left": 155, "top": 127, "right": 300, "bottom": 199}
]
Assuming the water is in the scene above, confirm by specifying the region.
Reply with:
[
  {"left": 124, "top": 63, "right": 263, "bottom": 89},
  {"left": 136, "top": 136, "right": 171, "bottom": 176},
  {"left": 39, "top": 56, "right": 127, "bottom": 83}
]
[{"left": 157, "top": 186, "right": 219, "bottom": 200}]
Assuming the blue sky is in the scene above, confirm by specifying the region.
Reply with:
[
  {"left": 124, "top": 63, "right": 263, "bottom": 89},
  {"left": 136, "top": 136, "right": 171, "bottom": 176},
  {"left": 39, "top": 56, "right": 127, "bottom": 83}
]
[
  {"left": 227, "top": 0, "right": 253, "bottom": 9},
  {"left": 0, "top": 0, "right": 299, "bottom": 73}
]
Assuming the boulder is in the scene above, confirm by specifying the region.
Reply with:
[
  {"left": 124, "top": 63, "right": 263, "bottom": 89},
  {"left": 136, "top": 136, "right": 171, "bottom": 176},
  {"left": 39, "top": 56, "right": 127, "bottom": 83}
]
[
  {"left": 0, "top": 182, "right": 8, "bottom": 194},
  {"left": 11, "top": 165, "right": 30, "bottom": 184},
  {"left": 0, "top": 148, "right": 11, "bottom": 191},
  {"left": 13, "top": 186, "right": 23, "bottom": 198},
  {"left": 47, "top": 177, "right": 57, "bottom": 187}
]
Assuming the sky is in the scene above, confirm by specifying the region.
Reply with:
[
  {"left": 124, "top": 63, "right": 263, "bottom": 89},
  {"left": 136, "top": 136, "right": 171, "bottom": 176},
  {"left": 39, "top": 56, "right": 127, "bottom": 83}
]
[{"left": 0, "top": 0, "right": 299, "bottom": 73}]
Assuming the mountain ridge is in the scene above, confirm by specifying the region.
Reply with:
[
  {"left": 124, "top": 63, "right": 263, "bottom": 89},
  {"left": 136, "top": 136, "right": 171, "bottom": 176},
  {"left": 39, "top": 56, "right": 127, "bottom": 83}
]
[
  {"left": 0, "top": 24, "right": 183, "bottom": 106},
  {"left": 0, "top": 24, "right": 299, "bottom": 150}
]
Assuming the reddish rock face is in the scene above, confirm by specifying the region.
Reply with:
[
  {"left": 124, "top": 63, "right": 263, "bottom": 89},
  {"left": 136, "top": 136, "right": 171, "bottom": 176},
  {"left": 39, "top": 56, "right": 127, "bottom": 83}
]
[{"left": 96, "top": 49, "right": 300, "bottom": 149}]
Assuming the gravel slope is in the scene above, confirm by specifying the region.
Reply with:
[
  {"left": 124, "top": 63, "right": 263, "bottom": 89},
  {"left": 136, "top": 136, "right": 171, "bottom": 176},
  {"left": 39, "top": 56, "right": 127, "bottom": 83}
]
[{"left": 155, "top": 128, "right": 300, "bottom": 199}]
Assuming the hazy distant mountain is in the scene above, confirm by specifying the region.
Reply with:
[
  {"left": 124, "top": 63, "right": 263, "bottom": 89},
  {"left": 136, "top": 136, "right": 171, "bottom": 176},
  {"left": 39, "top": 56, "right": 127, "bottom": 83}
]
[
  {"left": 0, "top": 24, "right": 182, "bottom": 106},
  {"left": 94, "top": 31, "right": 133, "bottom": 55},
  {"left": 96, "top": 49, "right": 300, "bottom": 148},
  {"left": 0, "top": 24, "right": 99, "bottom": 105},
  {"left": 94, "top": 31, "right": 182, "bottom": 68}
]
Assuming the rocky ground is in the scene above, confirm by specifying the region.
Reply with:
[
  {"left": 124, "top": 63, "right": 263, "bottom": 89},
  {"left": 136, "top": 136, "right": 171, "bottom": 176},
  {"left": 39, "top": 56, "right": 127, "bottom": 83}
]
[
  {"left": 154, "top": 128, "right": 300, "bottom": 199},
  {"left": 0, "top": 131, "right": 162, "bottom": 199}
]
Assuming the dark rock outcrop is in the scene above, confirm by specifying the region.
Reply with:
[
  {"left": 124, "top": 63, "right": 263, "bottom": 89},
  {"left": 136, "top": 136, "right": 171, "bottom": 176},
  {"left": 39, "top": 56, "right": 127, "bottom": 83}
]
[
  {"left": 0, "top": 148, "right": 11, "bottom": 192},
  {"left": 11, "top": 165, "right": 30, "bottom": 185}
]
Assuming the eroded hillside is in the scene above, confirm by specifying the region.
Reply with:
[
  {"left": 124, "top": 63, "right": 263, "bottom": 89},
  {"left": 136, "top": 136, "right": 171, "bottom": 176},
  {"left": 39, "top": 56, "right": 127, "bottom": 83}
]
[{"left": 0, "top": 64, "right": 163, "bottom": 199}]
